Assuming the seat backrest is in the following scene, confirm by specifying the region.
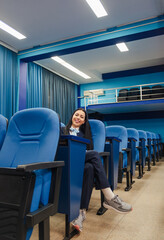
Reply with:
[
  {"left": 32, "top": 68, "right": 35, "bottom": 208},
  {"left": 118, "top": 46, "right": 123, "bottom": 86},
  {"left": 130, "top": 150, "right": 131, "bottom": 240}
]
[
  {"left": 61, "top": 122, "right": 65, "bottom": 128},
  {"left": 106, "top": 125, "right": 128, "bottom": 152},
  {"left": 128, "top": 87, "right": 140, "bottom": 100},
  {"left": 0, "top": 108, "right": 60, "bottom": 168},
  {"left": 129, "top": 87, "right": 140, "bottom": 95},
  {"left": 138, "top": 130, "right": 147, "bottom": 142},
  {"left": 138, "top": 130, "right": 147, "bottom": 161},
  {"left": 146, "top": 131, "right": 152, "bottom": 140},
  {"left": 151, "top": 132, "right": 157, "bottom": 147},
  {"left": 158, "top": 133, "right": 161, "bottom": 141},
  {"left": 118, "top": 89, "right": 128, "bottom": 97},
  {"left": 152, "top": 85, "right": 162, "bottom": 91},
  {"left": 89, "top": 119, "right": 106, "bottom": 152},
  {"left": 151, "top": 132, "right": 157, "bottom": 157},
  {"left": 127, "top": 128, "right": 139, "bottom": 147},
  {"left": 146, "top": 131, "right": 153, "bottom": 155},
  {"left": 151, "top": 132, "right": 156, "bottom": 140},
  {"left": 156, "top": 133, "right": 160, "bottom": 140},
  {"left": 142, "top": 86, "right": 152, "bottom": 99},
  {"left": 0, "top": 114, "right": 8, "bottom": 150},
  {"left": 127, "top": 128, "right": 139, "bottom": 162},
  {"left": 157, "top": 133, "right": 162, "bottom": 152},
  {"left": 151, "top": 85, "right": 163, "bottom": 98},
  {"left": 118, "top": 89, "right": 128, "bottom": 102}
]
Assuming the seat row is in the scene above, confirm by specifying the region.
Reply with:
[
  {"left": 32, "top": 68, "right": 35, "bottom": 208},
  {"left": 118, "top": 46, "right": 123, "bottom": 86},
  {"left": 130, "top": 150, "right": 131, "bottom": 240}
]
[
  {"left": 118, "top": 84, "right": 164, "bottom": 102},
  {"left": 89, "top": 121, "right": 162, "bottom": 192},
  {"left": 0, "top": 110, "right": 162, "bottom": 240}
]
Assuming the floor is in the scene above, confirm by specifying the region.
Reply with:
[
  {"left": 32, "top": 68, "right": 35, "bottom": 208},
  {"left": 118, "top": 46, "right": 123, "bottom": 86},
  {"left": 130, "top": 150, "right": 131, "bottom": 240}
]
[{"left": 31, "top": 158, "right": 164, "bottom": 240}]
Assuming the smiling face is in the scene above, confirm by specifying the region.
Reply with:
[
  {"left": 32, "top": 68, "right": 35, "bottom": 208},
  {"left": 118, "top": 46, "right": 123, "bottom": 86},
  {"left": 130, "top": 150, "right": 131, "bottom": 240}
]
[{"left": 71, "top": 109, "right": 86, "bottom": 129}]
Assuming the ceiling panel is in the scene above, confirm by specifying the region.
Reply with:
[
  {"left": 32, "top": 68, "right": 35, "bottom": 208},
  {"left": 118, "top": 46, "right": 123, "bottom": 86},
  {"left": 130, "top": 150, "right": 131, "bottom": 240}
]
[
  {"left": 0, "top": 0, "right": 164, "bottom": 84},
  {"left": 36, "top": 35, "right": 164, "bottom": 84},
  {"left": 0, "top": 0, "right": 163, "bottom": 50}
]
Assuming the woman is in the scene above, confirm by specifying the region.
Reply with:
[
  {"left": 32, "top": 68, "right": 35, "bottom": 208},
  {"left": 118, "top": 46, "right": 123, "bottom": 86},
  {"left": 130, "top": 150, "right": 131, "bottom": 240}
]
[{"left": 62, "top": 108, "right": 132, "bottom": 232}]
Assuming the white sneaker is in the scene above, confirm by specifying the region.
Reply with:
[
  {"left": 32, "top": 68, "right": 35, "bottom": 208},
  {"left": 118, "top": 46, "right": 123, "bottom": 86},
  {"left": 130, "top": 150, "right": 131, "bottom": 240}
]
[
  {"left": 103, "top": 195, "right": 132, "bottom": 213},
  {"left": 71, "top": 210, "right": 86, "bottom": 232}
]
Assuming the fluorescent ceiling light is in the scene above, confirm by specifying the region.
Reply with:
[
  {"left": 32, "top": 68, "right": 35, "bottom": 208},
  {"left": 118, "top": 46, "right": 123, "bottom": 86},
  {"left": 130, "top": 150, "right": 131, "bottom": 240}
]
[
  {"left": 116, "top": 43, "right": 129, "bottom": 52},
  {"left": 52, "top": 56, "right": 91, "bottom": 79},
  {"left": 86, "top": 0, "right": 108, "bottom": 18},
  {"left": 0, "top": 20, "right": 26, "bottom": 40}
]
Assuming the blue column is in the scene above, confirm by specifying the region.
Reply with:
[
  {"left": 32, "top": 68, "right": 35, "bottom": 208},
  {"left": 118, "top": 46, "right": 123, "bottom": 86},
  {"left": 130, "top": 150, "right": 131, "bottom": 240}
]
[{"left": 19, "top": 61, "right": 27, "bottom": 110}]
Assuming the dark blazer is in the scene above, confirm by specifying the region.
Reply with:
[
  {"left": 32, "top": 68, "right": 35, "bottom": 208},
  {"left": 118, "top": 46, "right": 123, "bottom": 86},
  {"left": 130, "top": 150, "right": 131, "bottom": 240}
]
[{"left": 61, "top": 126, "right": 93, "bottom": 151}]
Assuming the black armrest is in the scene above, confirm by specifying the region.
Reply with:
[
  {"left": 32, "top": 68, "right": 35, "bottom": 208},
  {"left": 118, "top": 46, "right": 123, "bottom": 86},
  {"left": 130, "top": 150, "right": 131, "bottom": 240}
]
[
  {"left": 26, "top": 203, "right": 54, "bottom": 228},
  {"left": 106, "top": 136, "right": 121, "bottom": 143},
  {"left": 122, "top": 148, "right": 131, "bottom": 152},
  {"left": 99, "top": 152, "right": 110, "bottom": 157},
  {"left": 136, "top": 146, "right": 142, "bottom": 150},
  {"left": 16, "top": 161, "right": 64, "bottom": 172},
  {"left": 128, "top": 137, "right": 137, "bottom": 142},
  {"left": 0, "top": 162, "right": 64, "bottom": 174},
  {"left": 98, "top": 152, "right": 110, "bottom": 178},
  {"left": 139, "top": 138, "right": 146, "bottom": 141},
  {"left": 122, "top": 148, "right": 131, "bottom": 170}
]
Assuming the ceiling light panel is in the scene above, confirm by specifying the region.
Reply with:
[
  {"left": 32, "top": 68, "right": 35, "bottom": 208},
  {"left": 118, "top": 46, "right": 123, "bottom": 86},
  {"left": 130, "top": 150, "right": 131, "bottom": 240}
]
[
  {"left": 0, "top": 20, "right": 26, "bottom": 40},
  {"left": 116, "top": 43, "right": 129, "bottom": 52},
  {"left": 52, "top": 57, "right": 91, "bottom": 79},
  {"left": 86, "top": 0, "right": 108, "bottom": 18}
]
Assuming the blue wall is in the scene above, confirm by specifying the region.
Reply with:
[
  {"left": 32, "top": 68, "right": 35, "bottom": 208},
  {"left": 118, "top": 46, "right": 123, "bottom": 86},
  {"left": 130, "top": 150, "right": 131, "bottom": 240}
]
[{"left": 80, "top": 71, "right": 164, "bottom": 92}]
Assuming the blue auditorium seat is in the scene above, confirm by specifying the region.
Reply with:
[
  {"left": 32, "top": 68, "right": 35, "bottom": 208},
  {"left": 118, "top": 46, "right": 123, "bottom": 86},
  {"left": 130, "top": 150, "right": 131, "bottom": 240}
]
[
  {"left": 89, "top": 119, "right": 110, "bottom": 215},
  {"left": 138, "top": 130, "right": 147, "bottom": 175},
  {"left": 142, "top": 86, "right": 152, "bottom": 99},
  {"left": 150, "top": 132, "right": 157, "bottom": 165},
  {"left": 105, "top": 125, "right": 132, "bottom": 191},
  {"left": 155, "top": 133, "right": 160, "bottom": 162},
  {"left": 60, "top": 122, "right": 65, "bottom": 128},
  {"left": 127, "top": 128, "right": 139, "bottom": 180},
  {"left": 156, "top": 133, "right": 162, "bottom": 159},
  {"left": 146, "top": 131, "right": 153, "bottom": 170},
  {"left": 0, "top": 114, "right": 8, "bottom": 150},
  {"left": 117, "top": 89, "right": 128, "bottom": 102},
  {"left": 105, "top": 127, "right": 120, "bottom": 191},
  {"left": 155, "top": 133, "right": 159, "bottom": 161},
  {"left": 151, "top": 85, "right": 164, "bottom": 99},
  {"left": 144, "top": 131, "right": 149, "bottom": 170},
  {"left": 158, "top": 134, "right": 163, "bottom": 158},
  {"left": 89, "top": 120, "right": 123, "bottom": 192},
  {"left": 127, "top": 87, "right": 140, "bottom": 101},
  {"left": 0, "top": 108, "right": 64, "bottom": 240}
]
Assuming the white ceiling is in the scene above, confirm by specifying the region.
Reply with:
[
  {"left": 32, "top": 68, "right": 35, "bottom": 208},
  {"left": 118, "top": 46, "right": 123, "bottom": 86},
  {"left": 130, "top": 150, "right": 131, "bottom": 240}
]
[{"left": 0, "top": 0, "right": 164, "bottom": 84}]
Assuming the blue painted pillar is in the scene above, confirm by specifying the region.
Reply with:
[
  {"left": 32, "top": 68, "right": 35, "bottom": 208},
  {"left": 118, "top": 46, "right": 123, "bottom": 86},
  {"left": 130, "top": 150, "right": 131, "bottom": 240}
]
[
  {"left": 19, "top": 61, "right": 27, "bottom": 110},
  {"left": 77, "top": 85, "right": 81, "bottom": 108}
]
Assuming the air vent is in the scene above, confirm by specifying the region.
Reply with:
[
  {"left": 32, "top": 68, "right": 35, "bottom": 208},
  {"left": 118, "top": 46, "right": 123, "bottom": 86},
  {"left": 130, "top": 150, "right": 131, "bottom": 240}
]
[{"left": 84, "top": 89, "right": 104, "bottom": 97}]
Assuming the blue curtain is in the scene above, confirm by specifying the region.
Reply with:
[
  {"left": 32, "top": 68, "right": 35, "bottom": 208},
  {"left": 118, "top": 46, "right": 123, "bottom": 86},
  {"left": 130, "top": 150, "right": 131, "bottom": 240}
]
[
  {"left": 26, "top": 62, "right": 42, "bottom": 108},
  {"left": 0, "top": 45, "right": 18, "bottom": 120},
  {"left": 42, "top": 68, "right": 76, "bottom": 124}
]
